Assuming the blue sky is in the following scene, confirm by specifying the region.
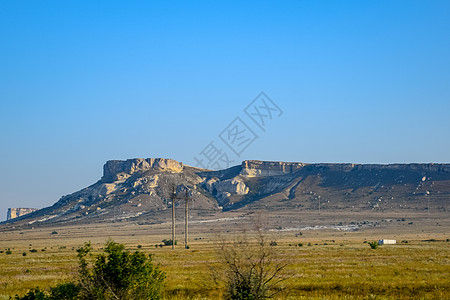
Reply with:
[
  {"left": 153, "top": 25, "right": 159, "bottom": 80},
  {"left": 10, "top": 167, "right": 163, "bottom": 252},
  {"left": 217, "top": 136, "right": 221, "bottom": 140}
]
[{"left": 1, "top": 1, "right": 449, "bottom": 220}]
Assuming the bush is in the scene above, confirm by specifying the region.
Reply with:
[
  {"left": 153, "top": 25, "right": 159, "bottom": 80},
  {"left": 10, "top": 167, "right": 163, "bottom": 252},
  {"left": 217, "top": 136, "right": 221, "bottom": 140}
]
[
  {"left": 15, "top": 283, "right": 80, "bottom": 300},
  {"left": 15, "top": 288, "right": 47, "bottom": 300},
  {"left": 162, "top": 239, "right": 177, "bottom": 246},
  {"left": 216, "top": 227, "right": 287, "bottom": 299},
  {"left": 77, "top": 240, "right": 166, "bottom": 299},
  {"left": 49, "top": 283, "right": 80, "bottom": 299},
  {"left": 269, "top": 241, "right": 278, "bottom": 246},
  {"left": 16, "top": 240, "right": 165, "bottom": 300},
  {"left": 30, "top": 249, "right": 38, "bottom": 253},
  {"left": 368, "top": 241, "right": 378, "bottom": 249},
  {"left": 6, "top": 249, "right": 12, "bottom": 255}
]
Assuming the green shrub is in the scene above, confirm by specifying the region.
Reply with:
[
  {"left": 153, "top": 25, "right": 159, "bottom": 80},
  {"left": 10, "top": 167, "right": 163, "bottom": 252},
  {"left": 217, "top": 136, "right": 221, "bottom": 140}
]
[
  {"left": 269, "top": 241, "right": 277, "bottom": 246},
  {"left": 162, "top": 239, "right": 177, "bottom": 246},
  {"left": 22, "top": 252, "right": 27, "bottom": 257},
  {"left": 368, "top": 241, "right": 378, "bottom": 249},
  {"left": 16, "top": 240, "right": 165, "bottom": 300},
  {"left": 77, "top": 240, "right": 166, "bottom": 299},
  {"left": 15, "top": 288, "right": 47, "bottom": 300},
  {"left": 6, "top": 249, "right": 12, "bottom": 255},
  {"left": 49, "top": 283, "right": 80, "bottom": 300},
  {"left": 30, "top": 249, "right": 38, "bottom": 253},
  {"left": 15, "top": 283, "right": 80, "bottom": 300}
]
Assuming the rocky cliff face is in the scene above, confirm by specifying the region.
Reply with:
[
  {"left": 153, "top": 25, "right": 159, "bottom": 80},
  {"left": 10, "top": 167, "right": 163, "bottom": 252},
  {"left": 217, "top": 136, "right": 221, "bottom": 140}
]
[
  {"left": 102, "top": 158, "right": 183, "bottom": 182},
  {"left": 240, "top": 160, "right": 306, "bottom": 177}
]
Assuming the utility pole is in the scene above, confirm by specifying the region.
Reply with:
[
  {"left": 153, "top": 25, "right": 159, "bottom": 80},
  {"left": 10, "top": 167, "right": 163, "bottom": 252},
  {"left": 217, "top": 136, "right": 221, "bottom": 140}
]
[
  {"left": 171, "top": 186, "right": 176, "bottom": 250},
  {"left": 170, "top": 186, "right": 191, "bottom": 250},
  {"left": 185, "top": 189, "right": 189, "bottom": 249}
]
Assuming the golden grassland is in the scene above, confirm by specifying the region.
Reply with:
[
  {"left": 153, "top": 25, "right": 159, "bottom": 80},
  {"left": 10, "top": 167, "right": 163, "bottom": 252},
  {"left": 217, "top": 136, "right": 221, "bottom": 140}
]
[{"left": 0, "top": 219, "right": 449, "bottom": 299}]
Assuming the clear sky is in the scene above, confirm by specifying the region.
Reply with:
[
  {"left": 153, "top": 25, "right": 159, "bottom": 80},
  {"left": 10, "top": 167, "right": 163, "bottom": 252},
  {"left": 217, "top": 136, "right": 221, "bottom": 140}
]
[{"left": 1, "top": 1, "right": 449, "bottom": 221}]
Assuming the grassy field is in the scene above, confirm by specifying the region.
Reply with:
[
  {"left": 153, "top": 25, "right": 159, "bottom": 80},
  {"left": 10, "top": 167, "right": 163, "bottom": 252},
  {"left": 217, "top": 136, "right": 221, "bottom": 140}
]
[{"left": 0, "top": 218, "right": 449, "bottom": 299}]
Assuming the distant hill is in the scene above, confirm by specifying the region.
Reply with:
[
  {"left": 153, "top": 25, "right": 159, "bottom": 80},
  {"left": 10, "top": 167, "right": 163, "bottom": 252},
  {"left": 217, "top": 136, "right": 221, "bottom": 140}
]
[{"left": 2, "top": 158, "right": 449, "bottom": 228}]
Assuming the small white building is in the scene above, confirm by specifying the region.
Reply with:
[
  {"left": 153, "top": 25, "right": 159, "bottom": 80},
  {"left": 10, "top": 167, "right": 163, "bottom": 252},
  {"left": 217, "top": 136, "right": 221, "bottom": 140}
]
[{"left": 378, "top": 239, "right": 396, "bottom": 245}]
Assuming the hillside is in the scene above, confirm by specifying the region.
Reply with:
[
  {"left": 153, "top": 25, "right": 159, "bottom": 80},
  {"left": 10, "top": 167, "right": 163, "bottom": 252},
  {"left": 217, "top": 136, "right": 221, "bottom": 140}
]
[{"left": 2, "top": 158, "right": 449, "bottom": 228}]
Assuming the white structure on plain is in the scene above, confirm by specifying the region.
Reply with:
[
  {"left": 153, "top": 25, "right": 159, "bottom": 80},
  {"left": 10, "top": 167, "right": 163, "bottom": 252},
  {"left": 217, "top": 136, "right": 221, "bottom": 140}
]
[
  {"left": 378, "top": 239, "right": 396, "bottom": 245},
  {"left": 7, "top": 208, "right": 37, "bottom": 220}
]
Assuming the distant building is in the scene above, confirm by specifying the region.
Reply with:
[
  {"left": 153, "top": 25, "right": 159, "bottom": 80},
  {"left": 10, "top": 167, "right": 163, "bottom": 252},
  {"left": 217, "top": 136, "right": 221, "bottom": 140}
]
[
  {"left": 7, "top": 208, "right": 37, "bottom": 220},
  {"left": 378, "top": 239, "right": 396, "bottom": 245}
]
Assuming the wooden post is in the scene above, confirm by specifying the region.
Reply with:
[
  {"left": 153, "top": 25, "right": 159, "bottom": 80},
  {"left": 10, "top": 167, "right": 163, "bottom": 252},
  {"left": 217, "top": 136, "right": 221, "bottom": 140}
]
[
  {"left": 185, "top": 189, "right": 188, "bottom": 249},
  {"left": 171, "top": 186, "right": 175, "bottom": 250}
]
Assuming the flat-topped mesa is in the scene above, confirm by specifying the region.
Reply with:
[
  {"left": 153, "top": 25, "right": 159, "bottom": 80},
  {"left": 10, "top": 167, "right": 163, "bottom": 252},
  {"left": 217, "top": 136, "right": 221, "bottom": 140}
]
[
  {"left": 102, "top": 158, "right": 183, "bottom": 182},
  {"left": 241, "top": 160, "right": 306, "bottom": 177},
  {"left": 7, "top": 208, "right": 37, "bottom": 220},
  {"left": 241, "top": 160, "right": 450, "bottom": 177}
]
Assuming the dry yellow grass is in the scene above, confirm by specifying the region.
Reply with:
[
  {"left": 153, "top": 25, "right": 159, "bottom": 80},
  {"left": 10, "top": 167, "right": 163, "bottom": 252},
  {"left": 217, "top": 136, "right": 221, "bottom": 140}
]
[{"left": 0, "top": 220, "right": 449, "bottom": 299}]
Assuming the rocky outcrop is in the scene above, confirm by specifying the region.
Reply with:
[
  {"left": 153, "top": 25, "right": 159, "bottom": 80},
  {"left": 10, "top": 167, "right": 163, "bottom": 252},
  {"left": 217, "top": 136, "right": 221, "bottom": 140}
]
[
  {"left": 241, "top": 160, "right": 306, "bottom": 177},
  {"left": 7, "top": 208, "right": 37, "bottom": 220},
  {"left": 102, "top": 158, "right": 183, "bottom": 182},
  {"left": 215, "top": 178, "right": 249, "bottom": 195},
  {"left": 203, "top": 177, "right": 249, "bottom": 206}
]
